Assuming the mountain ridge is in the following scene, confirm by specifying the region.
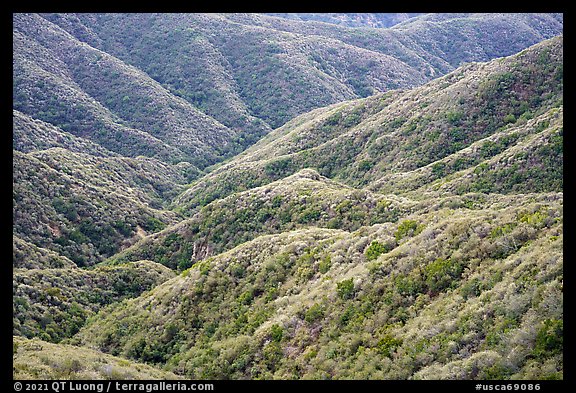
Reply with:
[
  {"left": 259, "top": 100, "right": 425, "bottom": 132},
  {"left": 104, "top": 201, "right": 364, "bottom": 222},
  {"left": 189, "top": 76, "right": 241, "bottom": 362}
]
[
  {"left": 173, "top": 35, "right": 563, "bottom": 214},
  {"left": 13, "top": 14, "right": 563, "bottom": 381}
]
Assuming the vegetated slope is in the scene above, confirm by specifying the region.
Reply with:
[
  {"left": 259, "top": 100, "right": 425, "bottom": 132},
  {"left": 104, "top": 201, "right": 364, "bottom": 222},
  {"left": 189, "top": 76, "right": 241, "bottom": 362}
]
[
  {"left": 13, "top": 260, "right": 175, "bottom": 343},
  {"left": 12, "top": 101, "right": 188, "bottom": 354},
  {"left": 74, "top": 193, "right": 562, "bottom": 379},
  {"left": 105, "top": 169, "right": 413, "bottom": 270},
  {"left": 173, "top": 36, "right": 563, "bottom": 213},
  {"left": 39, "top": 12, "right": 272, "bottom": 145},
  {"left": 13, "top": 336, "right": 182, "bottom": 380},
  {"left": 12, "top": 17, "right": 563, "bottom": 381},
  {"left": 41, "top": 13, "right": 562, "bottom": 130},
  {"left": 14, "top": 110, "right": 116, "bottom": 157},
  {"left": 224, "top": 13, "right": 562, "bottom": 78},
  {"left": 13, "top": 147, "right": 186, "bottom": 266},
  {"left": 389, "top": 13, "right": 563, "bottom": 66},
  {"left": 13, "top": 236, "right": 77, "bottom": 270},
  {"left": 264, "top": 13, "right": 423, "bottom": 28},
  {"left": 13, "top": 13, "right": 238, "bottom": 168},
  {"left": 392, "top": 107, "right": 563, "bottom": 197},
  {"left": 41, "top": 13, "right": 423, "bottom": 130},
  {"left": 13, "top": 105, "right": 200, "bottom": 267},
  {"left": 69, "top": 35, "right": 563, "bottom": 380}
]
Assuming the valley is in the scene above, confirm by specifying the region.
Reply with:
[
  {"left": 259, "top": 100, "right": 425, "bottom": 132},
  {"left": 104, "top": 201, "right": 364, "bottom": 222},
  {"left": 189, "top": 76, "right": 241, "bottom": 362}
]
[{"left": 12, "top": 13, "right": 563, "bottom": 381}]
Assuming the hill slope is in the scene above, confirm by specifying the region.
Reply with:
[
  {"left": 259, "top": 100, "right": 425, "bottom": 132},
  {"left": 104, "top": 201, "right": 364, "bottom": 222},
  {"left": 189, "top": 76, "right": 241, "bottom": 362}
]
[
  {"left": 13, "top": 336, "right": 182, "bottom": 380},
  {"left": 13, "top": 16, "right": 563, "bottom": 381},
  {"left": 72, "top": 37, "right": 562, "bottom": 380},
  {"left": 173, "top": 36, "right": 563, "bottom": 213},
  {"left": 13, "top": 147, "right": 187, "bottom": 266},
  {"left": 264, "top": 13, "right": 424, "bottom": 28},
  {"left": 14, "top": 260, "right": 175, "bottom": 343},
  {"left": 105, "top": 169, "right": 412, "bottom": 270},
  {"left": 39, "top": 13, "right": 562, "bottom": 131},
  {"left": 74, "top": 192, "right": 562, "bottom": 379},
  {"left": 13, "top": 13, "right": 241, "bottom": 168}
]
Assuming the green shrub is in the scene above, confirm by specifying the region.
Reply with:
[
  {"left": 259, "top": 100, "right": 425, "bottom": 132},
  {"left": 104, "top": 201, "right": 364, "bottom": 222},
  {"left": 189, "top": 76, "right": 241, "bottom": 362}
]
[
  {"left": 503, "top": 113, "right": 517, "bottom": 124},
  {"left": 394, "top": 220, "right": 423, "bottom": 241},
  {"left": 445, "top": 110, "right": 463, "bottom": 125},
  {"left": 460, "top": 278, "right": 483, "bottom": 299},
  {"left": 533, "top": 319, "right": 563, "bottom": 359},
  {"left": 358, "top": 160, "right": 375, "bottom": 171},
  {"left": 263, "top": 341, "right": 283, "bottom": 371},
  {"left": 489, "top": 223, "right": 516, "bottom": 238},
  {"left": 337, "top": 278, "right": 355, "bottom": 300},
  {"left": 319, "top": 254, "right": 332, "bottom": 274},
  {"left": 424, "top": 258, "right": 463, "bottom": 293},
  {"left": 483, "top": 363, "right": 512, "bottom": 380},
  {"left": 238, "top": 289, "right": 254, "bottom": 305},
  {"left": 325, "top": 111, "right": 342, "bottom": 126},
  {"left": 304, "top": 303, "right": 325, "bottom": 324},
  {"left": 270, "top": 195, "right": 283, "bottom": 208},
  {"left": 431, "top": 162, "right": 446, "bottom": 177},
  {"left": 377, "top": 334, "right": 402, "bottom": 357},
  {"left": 270, "top": 324, "right": 283, "bottom": 342},
  {"left": 342, "top": 112, "right": 361, "bottom": 127},
  {"left": 298, "top": 208, "right": 321, "bottom": 224},
  {"left": 365, "top": 241, "right": 389, "bottom": 261},
  {"left": 395, "top": 274, "right": 424, "bottom": 297},
  {"left": 142, "top": 216, "right": 166, "bottom": 232}
]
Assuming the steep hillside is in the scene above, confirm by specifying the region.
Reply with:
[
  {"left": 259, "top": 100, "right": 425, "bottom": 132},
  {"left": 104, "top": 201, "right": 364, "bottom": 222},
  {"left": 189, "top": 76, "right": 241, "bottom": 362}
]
[
  {"left": 67, "top": 36, "right": 562, "bottom": 380},
  {"left": 265, "top": 13, "right": 423, "bottom": 28},
  {"left": 40, "top": 13, "right": 562, "bottom": 130},
  {"left": 14, "top": 260, "right": 175, "bottom": 343},
  {"left": 390, "top": 13, "right": 563, "bottom": 66},
  {"left": 105, "top": 169, "right": 413, "bottom": 270},
  {"left": 42, "top": 13, "right": 421, "bottom": 130},
  {"left": 74, "top": 193, "right": 562, "bottom": 379},
  {"left": 224, "top": 13, "right": 562, "bottom": 78},
  {"left": 13, "top": 236, "right": 77, "bottom": 270},
  {"left": 13, "top": 13, "right": 239, "bottom": 168},
  {"left": 14, "top": 110, "right": 116, "bottom": 157},
  {"left": 174, "top": 36, "right": 563, "bottom": 213},
  {"left": 13, "top": 148, "right": 185, "bottom": 266},
  {"left": 13, "top": 336, "right": 182, "bottom": 380},
  {"left": 404, "top": 108, "right": 563, "bottom": 196},
  {"left": 13, "top": 15, "right": 563, "bottom": 381},
  {"left": 13, "top": 100, "right": 201, "bottom": 267}
]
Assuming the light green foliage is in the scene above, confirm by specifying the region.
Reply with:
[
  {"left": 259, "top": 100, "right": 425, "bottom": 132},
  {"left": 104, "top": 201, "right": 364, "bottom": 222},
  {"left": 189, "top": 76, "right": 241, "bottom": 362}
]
[
  {"left": 365, "top": 240, "right": 390, "bottom": 261},
  {"left": 490, "top": 223, "right": 517, "bottom": 238},
  {"left": 319, "top": 254, "right": 332, "bottom": 274},
  {"left": 337, "top": 278, "right": 355, "bottom": 300},
  {"left": 377, "top": 334, "right": 403, "bottom": 357},
  {"left": 13, "top": 336, "right": 182, "bottom": 380},
  {"left": 394, "top": 220, "right": 424, "bottom": 242},
  {"left": 304, "top": 303, "right": 326, "bottom": 324}
]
